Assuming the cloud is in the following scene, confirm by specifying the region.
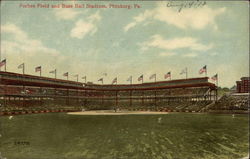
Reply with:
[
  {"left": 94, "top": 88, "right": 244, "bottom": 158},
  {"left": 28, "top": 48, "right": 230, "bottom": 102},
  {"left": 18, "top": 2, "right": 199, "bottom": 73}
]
[
  {"left": 210, "top": 52, "right": 218, "bottom": 56},
  {"left": 159, "top": 52, "right": 176, "bottom": 56},
  {"left": 2, "top": 23, "right": 59, "bottom": 57},
  {"left": 70, "top": 20, "right": 96, "bottom": 39},
  {"left": 124, "top": 22, "right": 136, "bottom": 32},
  {"left": 1, "top": 23, "right": 69, "bottom": 76},
  {"left": 140, "top": 34, "right": 213, "bottom": 52},
  {"left": 124, "top": 3, "right": 226, "bottom": 31},
  {"left": 182, "top": 53, "right": 198, "bottom": 58},
  {"left": 53, "top": 8, "right": 82, "bottom": 20},
  {"left": 87, "top": 11, "right": 101, "bottom": 22},
  {"left": 70, "top": 11, "right": 101, "bottom": 39}
]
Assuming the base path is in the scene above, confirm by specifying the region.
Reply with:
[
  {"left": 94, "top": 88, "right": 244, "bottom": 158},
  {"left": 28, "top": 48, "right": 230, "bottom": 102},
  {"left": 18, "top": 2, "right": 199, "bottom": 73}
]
[{"left": 67, "top": 110, "right": 169, "bottom": 115}]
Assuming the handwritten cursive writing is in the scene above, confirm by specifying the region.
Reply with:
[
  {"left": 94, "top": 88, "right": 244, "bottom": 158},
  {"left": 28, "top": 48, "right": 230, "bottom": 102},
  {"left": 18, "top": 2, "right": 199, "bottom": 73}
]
[{"left": 167, "top": 0, "right": 206, "bottom": 12}]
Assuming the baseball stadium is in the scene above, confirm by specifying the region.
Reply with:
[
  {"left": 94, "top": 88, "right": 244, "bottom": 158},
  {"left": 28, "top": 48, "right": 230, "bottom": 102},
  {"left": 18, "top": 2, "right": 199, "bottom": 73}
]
[
  {"left": 0, "top": 1, "right": 249, "bottom": 159},
  {"left": 0, "top": 71, "right": 218, "bottom": 114},
  {"left": 0, "top": 70, "right": 249, "bottom": 159}
]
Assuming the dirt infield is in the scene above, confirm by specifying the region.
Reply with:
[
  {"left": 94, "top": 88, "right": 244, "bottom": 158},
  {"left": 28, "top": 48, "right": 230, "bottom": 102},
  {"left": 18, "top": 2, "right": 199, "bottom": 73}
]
[{"left": 67, "top": 110, "right": 169, "bottom": 115}]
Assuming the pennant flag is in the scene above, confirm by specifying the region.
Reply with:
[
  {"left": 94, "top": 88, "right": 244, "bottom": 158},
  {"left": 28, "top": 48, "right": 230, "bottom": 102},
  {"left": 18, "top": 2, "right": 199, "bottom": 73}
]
[
  {"left": 211, "top": 74, "right": 218, "bottom": 81},
  {"left": 82, "top": 76, "right": 87, "bottom": 83},
  {"left": 127, "top": 76, "right": 132, "bottom": 82},
  {"left": 112, "top": 77, "right": 117, "bottom": 84},
  {"left": 98, "top": 78, "right": 103, "bottom": 82},
  {"left": 149, "top": 74, "right": 156, "bottom": 80},
  {"left": 164, "top": 72, "right": 171, "bottom": 79},
  {"left": 63, "top": 72, "right": 68, "bottom": 77},
  {"left": 73, "top": 74, "right": 79, "bottom": 81},
  {"left": 18, "top": 63, "right": 24, "bottom": 69},
  {"left": 0, "top": 59, "right": 6, "bottom": 68},
  {"left": 138, "top": 75, "right": 143, "bottom": 81},
  {"left": 35, "top": 66, "right": 41, "bottom": 72},
  {"left": 82, "top": 76, "right": 86, "bottom": 79},
  {"left": 180, "top": 68, "right": 187, "bottom": 75},
  {"left": 102, "top": 73, "right": 107, "bottom": 76},
  {"left": 49, "top": 69, "right": 56, "bottom": 74},
  {"left": 199, "top": 65, "right": 207, "bottom": 74}
]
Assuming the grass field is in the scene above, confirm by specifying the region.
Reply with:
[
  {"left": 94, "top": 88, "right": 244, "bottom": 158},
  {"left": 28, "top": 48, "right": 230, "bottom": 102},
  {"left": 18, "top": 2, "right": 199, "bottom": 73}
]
[{"left": 0, "top": 113, "right": 249, "bottom": 159}]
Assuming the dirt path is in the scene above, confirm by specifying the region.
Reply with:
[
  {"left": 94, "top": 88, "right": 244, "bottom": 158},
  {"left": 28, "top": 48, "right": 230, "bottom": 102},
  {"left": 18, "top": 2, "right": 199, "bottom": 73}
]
[{"left": 67, "top": 110, "right": 169, "bottom": 115}]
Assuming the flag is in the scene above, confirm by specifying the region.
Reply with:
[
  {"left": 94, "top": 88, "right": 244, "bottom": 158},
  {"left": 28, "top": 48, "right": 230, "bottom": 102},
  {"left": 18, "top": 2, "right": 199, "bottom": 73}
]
[
  {"left": 49, "top": 69, "right": 56, "bottom": 74},
  {"left": 199, "top": 65, "right": 207, "bottom": 74},
  {"left": 211, "top": 74, "right": 218, "bottom": 81},
  {"left": 112, "top": 77, "right": 117, "bottom": 84},
  {"left": 102, "top": 73, "right": 107, "bottom": 76},
  {"left": 18, "top": 63, "right": 24, "bottom": 69},
  {"left": 138, "top": 75, "right": 143, "bottom": 81},
  {"left": 0, "top": 59, "right": 6, "bottom": 68},
  {"left": 149, "top": 74, "right": 156, "bottom": 80},
  {"left": 73, "top": 74, "right": 79, "bottom": 81},
  {"left": 180, "top": 68, "right": 187, "bottom": 75},
  {"left": 35, "top": 66, "right": 41, "bottom": 72},
  {"left": 63, "top": 72, "right": 68, "bottom": 77},
  {"left": 127, "top": 76, "right": 132, "bottom": 82},
  {"left": 165, "top": 72, "right": 171, "bottom": 79},
  {"left": 98, "top": 78, "right": 103, "bottom": 82},
  {"left": 82, "top": 76, "right": 86, "bottom": 79}
]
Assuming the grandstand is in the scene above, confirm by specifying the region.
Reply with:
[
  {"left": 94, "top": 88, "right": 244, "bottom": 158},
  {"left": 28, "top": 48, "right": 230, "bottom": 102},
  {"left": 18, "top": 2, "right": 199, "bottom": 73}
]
[
  {"left": 0, "top": 71, "right": 217, "bottom": 115},
  {"left": 207, "top": 93, "right": 249, "bottom": 113}
]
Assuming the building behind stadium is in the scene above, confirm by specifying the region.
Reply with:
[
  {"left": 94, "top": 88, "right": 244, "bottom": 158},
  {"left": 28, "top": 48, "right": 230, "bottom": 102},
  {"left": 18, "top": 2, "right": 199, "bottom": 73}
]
[{"left": 236, "top": 77, "right": 250, "bottom": 93}]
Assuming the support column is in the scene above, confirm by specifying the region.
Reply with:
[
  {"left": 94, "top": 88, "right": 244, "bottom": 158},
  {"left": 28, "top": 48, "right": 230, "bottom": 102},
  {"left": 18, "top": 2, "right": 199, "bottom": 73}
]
[
  {"left": 84, "top": 90, "right": 87, "bottom": 106},
  {"left": 141, "top": 91, "right": 144, "bottom": 107},
  {"left": 116, "top": 91, "right": 118, "bottom": 109},
  {"left": 102, "top": 90, "right": 104, "bottom": 105},
  {"left": 130, "top": 90, "right": 132, "bottom": 108},
  {"left": 215, "top": 88, "right": 218, "bottom": 101},
  {"left": 154, "top": 89, "right": 157, "bottom": 110},
  {"left": 67, "top": 89, "right": 69, "bottom": 106}
]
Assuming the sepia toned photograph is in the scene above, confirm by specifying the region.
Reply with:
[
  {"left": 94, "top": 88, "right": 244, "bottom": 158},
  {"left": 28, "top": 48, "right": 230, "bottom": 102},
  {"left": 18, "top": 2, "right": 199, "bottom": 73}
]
[{"left": 0, "top": 0, "right": 249, "bottom": 159}]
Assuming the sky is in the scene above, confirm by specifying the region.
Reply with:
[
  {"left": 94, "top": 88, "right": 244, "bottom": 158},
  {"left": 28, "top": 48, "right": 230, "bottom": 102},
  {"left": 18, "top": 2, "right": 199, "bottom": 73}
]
[{"left": 0, "top": 1, "right": 249, "bottom": 87}]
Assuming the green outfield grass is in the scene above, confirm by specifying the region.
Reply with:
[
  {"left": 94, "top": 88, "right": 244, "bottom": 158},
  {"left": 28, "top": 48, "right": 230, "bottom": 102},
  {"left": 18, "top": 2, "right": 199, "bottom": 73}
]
[{"left": 0, "top": 113, "right": 249, "bottom": 159}]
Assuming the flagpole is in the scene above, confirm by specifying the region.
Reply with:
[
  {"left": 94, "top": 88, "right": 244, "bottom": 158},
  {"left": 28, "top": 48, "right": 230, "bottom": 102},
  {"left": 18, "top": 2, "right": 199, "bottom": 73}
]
[
  {"left": 216, "top": 74, "right": 218, "bottom": 87},
  {"left": 186, "top": 67, "right": 188, "bottom": 79},
  {"left": 216, "top": 74, "right": 218, "bottom": 101},
  {"left": 4, "top": 60, "right": 6, "bottom": 72},
  {"left": 23, "top": 63, "right": 25, "bottom": 74},
  {"left": 55, "top": 69, "right": 57, "bottom": 79},
  {"left": 205, "top": 66, "right": 207, "bottom": 77}
]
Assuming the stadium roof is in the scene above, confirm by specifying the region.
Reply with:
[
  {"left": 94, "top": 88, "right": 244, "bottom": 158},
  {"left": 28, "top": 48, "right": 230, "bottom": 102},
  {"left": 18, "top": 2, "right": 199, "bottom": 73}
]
[
  {"left": 85, "top": 77, "right": 216, "bottom": 91},
  {"left": 0, "top": 71, "right": 82, "bottom": 89},
  {"left": 0, "top": 71, "right": 216, "bottom": 91}
]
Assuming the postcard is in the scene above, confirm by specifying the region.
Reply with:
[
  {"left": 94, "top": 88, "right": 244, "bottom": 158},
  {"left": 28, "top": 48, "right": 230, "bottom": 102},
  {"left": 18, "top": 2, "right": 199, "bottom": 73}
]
[{"left": 0, "top": 0, "right": 249, "bottom": 159}]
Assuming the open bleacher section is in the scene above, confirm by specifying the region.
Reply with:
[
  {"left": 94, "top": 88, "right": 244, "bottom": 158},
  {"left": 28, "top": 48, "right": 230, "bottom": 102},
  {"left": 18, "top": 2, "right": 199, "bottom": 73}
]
[
  {"left": 0, "top": 71, "right": 217, "bottom": 115},
  {"left": 208, "top": 93, "right": 249, "bottom": 112}
]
